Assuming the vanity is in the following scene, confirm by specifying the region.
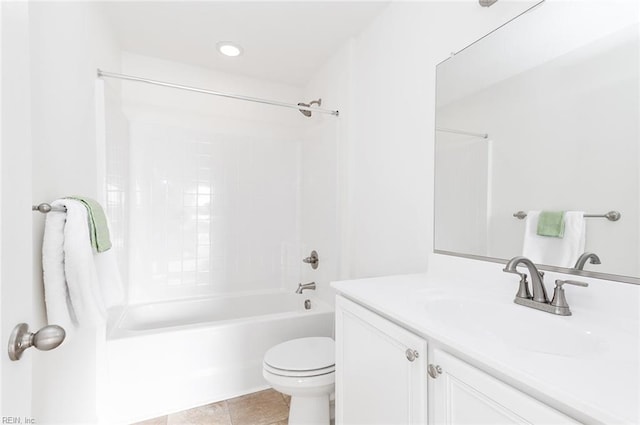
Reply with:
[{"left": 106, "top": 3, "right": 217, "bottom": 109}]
[{"left": 332, "top": 255, "right": 639, "bottom": 425}]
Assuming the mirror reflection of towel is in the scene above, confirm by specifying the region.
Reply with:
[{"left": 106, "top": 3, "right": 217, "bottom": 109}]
[{"left": 523, "top": 211, "right": 585, "bottom": 268}]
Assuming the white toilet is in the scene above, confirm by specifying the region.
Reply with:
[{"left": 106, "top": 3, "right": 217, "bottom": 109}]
[{"left": 263, "top": 336, "right": 335, "bottom": 425}]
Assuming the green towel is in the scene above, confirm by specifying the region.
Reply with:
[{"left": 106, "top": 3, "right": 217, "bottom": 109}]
[
  {"left": 68, "top": 196, "right": 112, "bottom": 252},
  {"left": 536, "top": 211, "right": 565, "bottom": 238}
]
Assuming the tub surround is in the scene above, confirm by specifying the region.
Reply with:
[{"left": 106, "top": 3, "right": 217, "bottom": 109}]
[{"left": 331, "top": 256, "right": 639, "bottom": 424}]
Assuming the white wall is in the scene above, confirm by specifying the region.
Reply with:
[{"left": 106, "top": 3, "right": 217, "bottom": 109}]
[
  {"left": 297, "top": 1, "right": 542, "bottom": 308},
  {"left": 300, "top": 41, "right": 353, "bottom": 308},
  {"left": 28, "top": 2, "right": 122, "bottom": 423},
  {"left": 112, "top": 53, "right": 313, "bottom": 304},
  {"left": 304, "top": 1, "right": 538, "bottom": 288}
]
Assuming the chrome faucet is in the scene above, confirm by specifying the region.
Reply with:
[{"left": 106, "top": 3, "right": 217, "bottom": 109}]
[
  {"left": 295, "top": 281, "right": 316, "bottom": 294},
  {"left": 503, "top": 256, "right": 548, "bottom": 303},
  {"left": 503, "top": 256, "right": 588, "bottom": 316},
  {"left": 574, "top": 252, "right": 601, "bottom": 270}
]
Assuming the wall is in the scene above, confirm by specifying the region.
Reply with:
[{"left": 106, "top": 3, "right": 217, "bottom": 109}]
[
  {"left": 28, "top": 2, "right": 122, "bottom": 423},
  {"left": 300, "top": 41, "right": 353, "bottom": 308},
  {"left": 112, "top": 53, "right": 313, "bottom": 304},
  {"left": 305, "top": 1, "right": 539, "bottom": 290}
]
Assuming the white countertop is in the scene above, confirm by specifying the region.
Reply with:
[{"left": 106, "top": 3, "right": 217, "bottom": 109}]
[{"left": 331, "top": 263, "right": 639, "bottom": 424}]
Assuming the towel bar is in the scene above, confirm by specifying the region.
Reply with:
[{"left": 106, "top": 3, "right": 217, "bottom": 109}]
[
  {"left": 513, "top": 210, "right": 621, "bottom": 221},
  {"left": 32, "top": 203, "right": 67, "bottom": 213}
]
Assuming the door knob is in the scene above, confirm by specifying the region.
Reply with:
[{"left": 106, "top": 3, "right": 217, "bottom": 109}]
[
  {"left": 405, "top": 348, "right": 419, "bottom": 362},
  {"left": 428, "top": 364, "right": 443, "bottom": 378},
  {"left": 8, "top": 323, "right": 66, "bottom": 361}
]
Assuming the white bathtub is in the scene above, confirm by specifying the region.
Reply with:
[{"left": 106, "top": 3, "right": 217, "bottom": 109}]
[{"left": 103, "top": 291, "right": 333, "bottom": 424}]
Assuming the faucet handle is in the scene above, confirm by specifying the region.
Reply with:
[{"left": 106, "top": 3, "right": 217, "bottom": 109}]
[
  {"left": 514, "top": 273, "right": 532, "bottom": 299},
  {"left": 555, "top": 279, "right": 589, "bottom": 288},
  {"left": 551, "top": 279, "right": 588, "bottom": 309}
]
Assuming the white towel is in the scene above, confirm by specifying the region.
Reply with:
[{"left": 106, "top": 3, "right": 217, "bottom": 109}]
[
  {"left": 522, "top": 211, "right": 586, "bottom": 268},
  {"left": 42, "top": 199, "right": 124, "bottom": 328}
]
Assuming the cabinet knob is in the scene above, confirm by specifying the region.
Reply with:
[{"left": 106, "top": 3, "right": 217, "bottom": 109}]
[
  {"left": 405, "top": 348, "right": 419, "bottom": 362},
  {"left": 428, "top": 364, "right": 443, "bottom": 378}
]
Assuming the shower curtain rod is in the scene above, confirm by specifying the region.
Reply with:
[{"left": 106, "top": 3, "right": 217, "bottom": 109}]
[
  {"left": 97, "top": 69, "right": 339, "bottom": 117},
  {"left": 436, "top": 127, "right": 488, "bottom": 139}
]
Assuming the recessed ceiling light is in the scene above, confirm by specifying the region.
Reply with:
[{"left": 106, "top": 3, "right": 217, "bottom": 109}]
[{"left": 217, "top": 42, "right": 243, "bottom": 57}]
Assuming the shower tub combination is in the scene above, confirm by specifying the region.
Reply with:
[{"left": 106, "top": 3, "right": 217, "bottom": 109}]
[{"left": 104, "top": 291, "right": 333, "bottom": 424}]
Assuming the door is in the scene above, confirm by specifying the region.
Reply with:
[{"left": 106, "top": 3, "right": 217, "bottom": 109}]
[
  {"left": 335, "top": 295, "right": 427, "bottom": 425},
  {"left": 431, "top": 349, "right": 578, "bottom": 424},
  {"left": 1, "top": 1, "right": 34, "bottom": 419}
]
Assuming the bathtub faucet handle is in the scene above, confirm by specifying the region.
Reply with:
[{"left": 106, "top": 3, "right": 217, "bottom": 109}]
[
  {"left": 303, "top": 250, "right": 319, "bottom": 269},
  {"left": 296, "top": 282, "right": 316, "bottom": 294}
]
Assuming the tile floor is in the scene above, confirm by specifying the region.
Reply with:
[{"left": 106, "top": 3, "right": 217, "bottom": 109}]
[{"left": 134, "top": 389, "right": 291, "bottom": 425}]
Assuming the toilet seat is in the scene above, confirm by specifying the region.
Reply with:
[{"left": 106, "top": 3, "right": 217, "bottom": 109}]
[
  {"left": 264, "top": 363, "right": 335, "bottom": 378},
  {"left": 263, "top": 337, "right": 335, "bottom": 378}
]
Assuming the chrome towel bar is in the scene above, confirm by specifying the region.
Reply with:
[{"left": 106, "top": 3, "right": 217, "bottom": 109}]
[
  {"left": 32, "top": 203, "right": 67, "bottom": 213},
  {"left": 513, "top": 210, "right": 621, "bottom": 222}
]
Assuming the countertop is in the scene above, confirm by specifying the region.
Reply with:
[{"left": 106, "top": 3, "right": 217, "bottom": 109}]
[{"left": 331, "top": 267, "right": 639, "bottom": 424}]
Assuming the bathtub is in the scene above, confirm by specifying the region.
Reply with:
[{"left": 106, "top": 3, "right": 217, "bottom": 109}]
[{"left": 103, "top": 291, "right": 333, "bottom": 424}]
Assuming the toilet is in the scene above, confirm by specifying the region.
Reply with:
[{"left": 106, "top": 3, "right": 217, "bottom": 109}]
[{"left": 263, "top": 336, "right": 335, "bottom": 425}]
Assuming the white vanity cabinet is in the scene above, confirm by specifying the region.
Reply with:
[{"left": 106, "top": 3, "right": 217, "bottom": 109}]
[
  {"left": 335, "top": 296, "right": 428, "bottom": 424},
  {"left": 431, "top": 349, "right": 579, "bottom": 424},
  {"left": 336, "top": 295, "right": 580, "bottom": 425}
]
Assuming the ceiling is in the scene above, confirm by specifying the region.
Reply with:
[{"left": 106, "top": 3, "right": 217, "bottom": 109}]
[{"left": 102, "top": 1, "right": 389, "bottom": 87}]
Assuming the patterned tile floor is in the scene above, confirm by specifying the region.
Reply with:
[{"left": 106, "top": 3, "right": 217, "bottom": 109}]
[{"left": 134, "top": 389, "right": 291, "bottom": 425}]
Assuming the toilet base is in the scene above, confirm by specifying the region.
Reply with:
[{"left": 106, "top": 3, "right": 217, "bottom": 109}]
[{"left": 289, "top": 394, "right": 330, "bottom": 425}]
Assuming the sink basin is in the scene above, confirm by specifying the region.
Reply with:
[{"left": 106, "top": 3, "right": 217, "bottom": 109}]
[{"left": 423, "top": 296, "right": 606, "bottom": 357}]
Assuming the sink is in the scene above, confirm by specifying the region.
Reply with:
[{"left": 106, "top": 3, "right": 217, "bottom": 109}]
[{"left": 423, "top": 296, "right": 606, "bottom": 357}]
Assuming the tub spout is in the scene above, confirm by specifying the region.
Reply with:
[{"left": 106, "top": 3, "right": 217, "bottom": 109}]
[{"left": 296, "top": 282, "right": 316, "bottom": 294}]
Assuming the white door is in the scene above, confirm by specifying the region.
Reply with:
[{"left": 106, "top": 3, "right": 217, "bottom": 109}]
[
  {"left": 335, "top": 295, "right": 428, "bottom": 425},
  {"left": 1, "top": 1, "right": 35, "bottom": 419},
  {"left": 431, "top": 349, "right": 578, "bottom": 424}
]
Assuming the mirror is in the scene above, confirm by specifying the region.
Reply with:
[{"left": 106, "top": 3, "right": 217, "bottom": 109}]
[{"left": 434, "top": 1, "right": 639, "bottom": 283}]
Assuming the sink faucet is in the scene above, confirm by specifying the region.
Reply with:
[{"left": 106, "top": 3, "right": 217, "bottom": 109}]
[
  {"left": 503, "top": 256, "right": 548, "bottom": 303},
  {"left": 574, "top": 252, "right": 601, "bottom": 270},
  {"left": 295, "top": 281, "right": 316, "bottom": 294},
  {"left": 503, "top": 256, "right": 588, "bottom": 316}
]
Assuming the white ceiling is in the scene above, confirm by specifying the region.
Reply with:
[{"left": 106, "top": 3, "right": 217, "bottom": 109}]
[{"left": 102, "top": 1, "right": 389, "bottom": 87}]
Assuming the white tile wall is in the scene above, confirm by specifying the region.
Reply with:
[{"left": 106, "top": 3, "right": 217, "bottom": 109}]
[
  {"left": 103, "top": 53, "right": 340, "bottom": 304},
  {"left": 112, "top": 114, "right": 302, "bottom": 304},
  {"left": 104, "top": 83, "right": 130, "bottom": 297}
]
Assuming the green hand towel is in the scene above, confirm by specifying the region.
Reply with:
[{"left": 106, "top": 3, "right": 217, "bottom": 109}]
[
  {"left": 536, "top": 211, "right": 565, "bottom": 238},
  {"left": 68, "top": 196, "right": 112, "bottom": 252}
]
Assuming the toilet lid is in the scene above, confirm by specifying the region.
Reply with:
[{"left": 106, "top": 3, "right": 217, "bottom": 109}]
[{"left": 264, "top": 337, "right": 335, "bottom": 372}]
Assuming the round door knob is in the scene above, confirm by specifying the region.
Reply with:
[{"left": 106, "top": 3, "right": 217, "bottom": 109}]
[
  {"left": 405, "top": 349, "right": 419, "bottom": 362},
  {"left": 428, "top": 364, "right": 443, "bottom": 379},
  {"left": 32, "top": 325, "right": 66, "bottom": 351},
  {"left": 8, "top": 323, "right": 66, "bottom": 361}
]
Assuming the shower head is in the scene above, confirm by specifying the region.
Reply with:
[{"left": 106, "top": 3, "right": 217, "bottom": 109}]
[
  {"left": 298, "top": 98, "right": 322, "bottom": 117},
  {"left": 479, "top": 0, "right": 498, "bottom": 6}
]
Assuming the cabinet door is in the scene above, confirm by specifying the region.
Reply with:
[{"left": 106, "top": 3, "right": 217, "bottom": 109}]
[
  {"left": 431, "top": 349, "right": 579, "bottom": 424},
  {"left": 335, "top": 296, "right": 427, "bottom": 425}
]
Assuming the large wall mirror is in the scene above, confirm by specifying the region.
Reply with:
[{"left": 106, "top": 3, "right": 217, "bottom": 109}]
[{"left": 434, "top": 0, "right": 639, "bottom": 284}]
